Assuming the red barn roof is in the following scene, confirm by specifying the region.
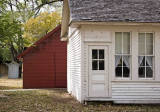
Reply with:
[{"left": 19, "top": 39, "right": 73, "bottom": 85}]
[{"left": 18, "top": 25, "right": 61, "bottom": 60}]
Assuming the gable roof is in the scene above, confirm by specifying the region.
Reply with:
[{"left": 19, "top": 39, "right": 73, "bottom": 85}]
[
  {"left": 17, "top": 25, "right": 61, "bottom": 60},
  {"left": 69, "top": 0, "right": 160, "bottom": 23}
]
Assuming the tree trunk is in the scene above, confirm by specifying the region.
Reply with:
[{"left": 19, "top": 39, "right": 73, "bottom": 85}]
[
  {"left": 18, "top": 62, "right": 22, "bottom": 78},
  {"left": 9, "top": 45, "right": 23, "bottom": 78}
]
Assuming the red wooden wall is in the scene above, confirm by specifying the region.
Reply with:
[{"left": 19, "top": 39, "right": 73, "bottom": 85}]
[{"left": 22, "top": 27, "right": 67, "bottom": 89}]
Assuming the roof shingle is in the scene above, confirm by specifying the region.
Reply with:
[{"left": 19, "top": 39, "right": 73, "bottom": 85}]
[{"left": 69, "top": 0, "right": 160, "bottom": 22}]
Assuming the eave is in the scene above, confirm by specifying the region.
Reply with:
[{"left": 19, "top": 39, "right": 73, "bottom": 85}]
[{"left": 70, "top": 21, "right": 160, "bottom": 28}]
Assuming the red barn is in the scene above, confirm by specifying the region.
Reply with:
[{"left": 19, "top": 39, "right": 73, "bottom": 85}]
[{"left": 18, "top": 25, "right": 67, "bottom": 89}]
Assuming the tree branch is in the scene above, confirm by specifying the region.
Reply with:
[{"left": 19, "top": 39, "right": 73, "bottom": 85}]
[{"left": 34, "top": 0, "right": 63, "bottom": 11}]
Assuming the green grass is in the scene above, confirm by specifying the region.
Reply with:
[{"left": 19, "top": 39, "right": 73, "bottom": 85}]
[{"left": 0, "top": 89, "right": 160, "bottom": 112}]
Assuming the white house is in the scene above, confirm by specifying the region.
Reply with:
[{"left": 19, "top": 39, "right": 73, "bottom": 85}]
[{"left": 61, "top": 0, "right": 160, "bottom": 104}]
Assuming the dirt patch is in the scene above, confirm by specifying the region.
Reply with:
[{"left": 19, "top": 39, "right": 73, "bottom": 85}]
[
  {"left": 0, "top": 94, "right": 8, "bottom": 98},
  {"left": 0, "top": 77, "right": 22, "bottom": 90}
]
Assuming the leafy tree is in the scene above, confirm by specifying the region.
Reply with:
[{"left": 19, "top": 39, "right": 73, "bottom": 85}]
[
  {"left": 0, "top": 48, "right": 11, "bottom": 63},
  {"left": 24, "top": 11, "right": 61, "bottom": 44},
  {"left": 0, "top": 0, "right": 63, "bottom": 17},
  {"left": 0, "top": 0, "right": 62, "bottom": 78}
]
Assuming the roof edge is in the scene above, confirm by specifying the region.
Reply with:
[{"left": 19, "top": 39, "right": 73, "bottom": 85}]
[
  {"left": 70, "top": 21, "right": 160, "bottom": 27},
  {"left": 17, "top": 25, "right": 61, "bottom": 60}
]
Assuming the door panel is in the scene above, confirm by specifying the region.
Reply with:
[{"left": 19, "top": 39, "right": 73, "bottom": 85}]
[{"left": 89, "top": 46, "right": 109, "bottom": 97}]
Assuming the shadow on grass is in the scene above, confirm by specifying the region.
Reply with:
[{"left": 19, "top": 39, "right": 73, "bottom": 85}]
[{"left": 1, "top": 89, "right": 160, "bottom": 111}]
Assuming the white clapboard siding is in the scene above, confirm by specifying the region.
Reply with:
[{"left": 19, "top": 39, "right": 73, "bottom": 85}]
[
  {"left": 112, "top": 82, "right": 160, "bottom": 102},
  {"left": 66, "top": 24, "right": 160, "bottom": 103},
  {"left": 67, "top": 27, "right": 82, "bottom": 102},
  {"left": 82, "top": 25, "right": 112, "bottom": 100}
]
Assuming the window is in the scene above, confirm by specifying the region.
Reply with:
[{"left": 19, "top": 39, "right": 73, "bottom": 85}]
[
  {"left": 92, "top": 49, "right": 105, "bottom": 70},
  {"left": 138, "top": 33, "right": 154, "bottom": 78},
  {"left": 115, "top": 32, "right": 131, "bottom": 78}
]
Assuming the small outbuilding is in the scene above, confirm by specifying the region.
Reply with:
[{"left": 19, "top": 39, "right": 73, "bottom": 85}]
[
  {"left": 18, "top": 25, "right": 67, "bottom": 89},
  {"left": 0, "top": 63, "right": 8, "bottom": 78},
  {"left": 7, "top": 61, "right": 19, "bottom": 79}
]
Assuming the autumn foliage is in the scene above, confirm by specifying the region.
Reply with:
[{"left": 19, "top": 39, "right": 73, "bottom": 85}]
[{"left": 24, "top": 11, "right": 61, "bottom": 44}]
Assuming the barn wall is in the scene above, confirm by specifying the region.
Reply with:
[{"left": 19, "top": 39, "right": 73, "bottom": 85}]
[
  {"left": 23, "top": 28, "right": 67, "bottom": 89},
  {"left": 81, "top": 25, "right": 160, "bottom": 103},
  {"left": 67, "top": 27, "right": 82, "bottom": 102}
]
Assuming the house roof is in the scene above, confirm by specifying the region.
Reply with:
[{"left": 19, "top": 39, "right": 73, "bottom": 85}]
[
  {"left": 17, "top": 25, "right": 61, "bottom": 60},
  {"left": 69, "top": 0, "right": 160, "bottom": 23},
  {"left": 7, "top": 61, "right": 20, "bottom": 66}
]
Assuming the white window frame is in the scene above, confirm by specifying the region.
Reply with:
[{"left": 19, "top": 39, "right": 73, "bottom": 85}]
[
  {"left": 115, "top": 32, "right": 131, "bottom": 79},
  {"left": 138, "top": 32, "right": 154, "bottom": 79}
]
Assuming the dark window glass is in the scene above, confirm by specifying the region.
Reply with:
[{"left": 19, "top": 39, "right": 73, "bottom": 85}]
[
  {"left": 146, "top": 60, "right": 149, "bottom": 66},
  {"left": 146, "top": 67, "right": 153, "bottom": 78},
  {"left": 123, "top": 67, "right": 130, "bottom": 77},
  {"left": 92, "top": 50, "right": 98, "bottom": 59},
  {"left": 139, "top": 56, "right": 145, "bottom": 66},
  {"left": 115, "top": 67, "right": 122, "bottom": 77},
  {"left": 99, "top": 60, "right": 104, "bottom": 70},
  {"left": 92, "top": 60, "right": 98, "bottom": 70},
  {"left": 139, "top": 67, "right": 145, "bottom": 78},
  {"left": 123, "top": 61, "right": 127, "bottom": 67},
  {"left": 99, "top": 50, "right": 104, "bottom": 59}
]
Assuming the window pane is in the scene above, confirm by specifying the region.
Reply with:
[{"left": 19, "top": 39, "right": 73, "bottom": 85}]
[
  {"left": 99, "top": 60, "right": 105, "bottom": 70},
  {"left": 138, "top": 33, "right": 154, "bottom": 79},
  {"left": 99, "top": 50, "right": 104, "bottom": 59},
  {"left": 123, "top": 56, "right": 130, "bottom": 68},
  {"left": 123, "top": 61, "right": 126, "bottom": 67},
  {"left": 123, "top": 32, "right": 130, "bottom": 54},
  {"left": 123, "top": 44, "right": 130, "bottom": 54},
  {"left": 146, "top": 33, "right": 153, "bottom": 43},
  {"left": 92, "top": 50, "right": 98, "bottom": 59},
  {"left": 115, "top": 67, "right": 122, "bottom": 77},
  {"left": 117, "top": 57, "right": 122, "bottom": 66},
  {"left": 146, "top": 44, "right": 153, "bottom": 55},
  {"left": 146, "top": 56, "right": 153, "bottom": 67},
  {"left": 115, "top": 32, "right": 122, "bottom": 54},
  {"left": 139, "top": 56, "right": 145, "bottom": 66},
  {"left": 146, "top": 67, "right": 153, "bottom": 78},
  {"left": 138, "top": 33, "right": 145, "bottom": 43},
  {"left": 123, "top": 67, "right": 130, "bottom": 77},
  {"left": 92, "top": 60, "right": 98, "bottom": 70},
  {"left": 139, "top": 67, "right": 145, "bottom": 78},
  {"left": 139, "top": 43, "right": 145, "bottom": 55}
]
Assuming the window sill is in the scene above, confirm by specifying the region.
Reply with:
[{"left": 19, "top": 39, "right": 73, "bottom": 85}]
[
  {"left": 137, "top": 78, "right": 154, "bottom": 80},
  {"left": 114, "top": 78, "right": 131, "bottom": 81},
  {"left": 111, "top": 80, "right": 160, "bottom": 83}
]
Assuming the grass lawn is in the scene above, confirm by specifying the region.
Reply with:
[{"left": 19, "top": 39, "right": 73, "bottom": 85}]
[
  {"left": 0, "top": 77, "right": 22, "bottom": 90},
  {"left": 0, "top": 78, "right": 160, "bottom": 112},
  {"left": 0, "top": 89, "right": 160, "bottom": 112}
]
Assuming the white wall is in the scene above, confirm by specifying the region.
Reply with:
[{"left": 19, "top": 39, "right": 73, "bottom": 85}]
[
  {"left": 81, "top": 25, "right": 160, "bottom": 103},
  {"left": 8, "top": 63, "right": 19, "bottom": 79},
  {"left": 67, "top": 27, "right": 83, "bottom": 102}
]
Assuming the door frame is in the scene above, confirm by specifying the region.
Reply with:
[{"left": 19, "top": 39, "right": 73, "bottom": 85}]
[{"left": 85, "top": 43, "right": 112, "bottom": 98}]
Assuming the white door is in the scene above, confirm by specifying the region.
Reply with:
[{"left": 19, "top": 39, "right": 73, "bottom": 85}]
[{"left": 88, "top": 46, "right": 109, "bottom": 97}]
